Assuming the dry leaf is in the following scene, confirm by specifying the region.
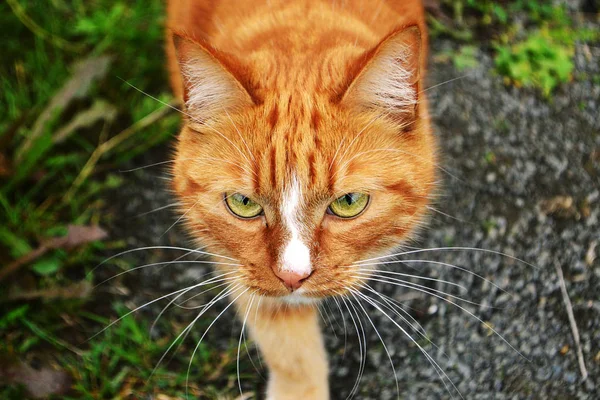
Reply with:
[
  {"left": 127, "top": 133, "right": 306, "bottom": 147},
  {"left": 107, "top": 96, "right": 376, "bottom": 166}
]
[
  {"left": 0, "top": 225, "right": 108, "bottom": 282},
  {"left": 586, "top": 241, "right": 597, "bottom": 267},
  {"left": 49, "top": 224, "right": 108, "bottom": 250},
  {"left": 53, "top": 100, "right": 118, "bottom": 144},
  {"left": 0, "top": 152, "right": 11, "bottom": 177},
  {"left": 16, "top": 55, "right": 113, "bottom": 163},
  {"left": 6, "top": 281, "right": 92, "bottom": 302},
  {"left": 0, "top": 358, "right": 71, "bottom": 398},
  {"left": 538, "top": 195, "right": 580, "bottom": 219},
  {"left": 423, "top": 0, "right": 442, "bottom": 14},
  {"left": 423, "top": 0, "right": 453, "bottom": 24}
]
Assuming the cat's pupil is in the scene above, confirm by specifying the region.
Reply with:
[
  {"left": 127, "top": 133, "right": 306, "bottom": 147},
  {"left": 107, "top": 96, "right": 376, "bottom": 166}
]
[
  {"left": 344, "top": 194, "right": 354, "bottom": 205},
  {"left": 242, "top": 196, "right": 250, "bottom": 206}
]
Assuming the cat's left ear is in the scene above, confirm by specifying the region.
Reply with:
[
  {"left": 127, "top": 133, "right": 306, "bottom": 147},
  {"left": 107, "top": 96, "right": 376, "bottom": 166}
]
[
  {"left": 172, "top": 32, "right": 258, "bottom": 120},
  {"left": 339, "top": 25, "right": 423, "bottom": 125}
]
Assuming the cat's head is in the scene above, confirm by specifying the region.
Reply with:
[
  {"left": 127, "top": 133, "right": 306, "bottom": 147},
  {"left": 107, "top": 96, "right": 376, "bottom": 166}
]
[{"left": 171, "top": 25, "right": 436, "bottom": 302}]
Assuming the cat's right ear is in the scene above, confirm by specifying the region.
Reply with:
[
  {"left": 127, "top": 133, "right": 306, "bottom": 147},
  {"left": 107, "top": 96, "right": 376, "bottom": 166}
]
[
  {"left": 337, "top": 25, "right": 423, "bottom": 126},
  {"left": 172, "top": 33, "right": 257, "bottom": 119}
]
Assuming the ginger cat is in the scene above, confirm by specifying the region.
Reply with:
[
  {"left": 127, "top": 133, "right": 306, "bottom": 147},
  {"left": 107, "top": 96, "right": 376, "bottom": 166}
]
[{"left": 166, "top": 0, "right": 434, "bottom": 398}]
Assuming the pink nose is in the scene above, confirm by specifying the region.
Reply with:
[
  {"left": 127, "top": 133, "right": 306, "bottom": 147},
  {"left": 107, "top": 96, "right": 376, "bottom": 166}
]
[{"left": 274, "top": 270, "right": 311, "bottom": 291}]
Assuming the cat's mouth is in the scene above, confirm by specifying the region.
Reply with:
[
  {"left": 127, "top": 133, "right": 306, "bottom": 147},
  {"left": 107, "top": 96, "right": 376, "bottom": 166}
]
[
  {"left": 241, "top": 265, "right": 367, "bottom": 301},
  {"left": 246, "top": 278, "right": 360, "bottom": 303}
]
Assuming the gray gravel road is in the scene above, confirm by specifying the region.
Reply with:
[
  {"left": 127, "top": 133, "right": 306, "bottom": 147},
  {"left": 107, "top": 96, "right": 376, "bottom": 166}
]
[
  {"left": 108, "top": 33, "right": 600, "bottom": 400},
  {"left": 330, "top": 37, "right": 600, "bottom": 399}
]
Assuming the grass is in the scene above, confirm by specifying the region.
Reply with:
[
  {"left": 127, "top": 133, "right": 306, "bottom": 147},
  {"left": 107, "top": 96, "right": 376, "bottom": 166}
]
[
  {"left": 494, "top": 27, "right": 575, "bottom": 97},
  {"left": 0, "top": 1, "right": 247, "bottom": 398},
  {"left": 64, "top": 304, "right": 245, "bottom": 399},
  {"left": 430, "top": 0, "right": 600, "bottom": 97},
  {"left": 0, "top": 1, "right": 597, "bottom": 399}
]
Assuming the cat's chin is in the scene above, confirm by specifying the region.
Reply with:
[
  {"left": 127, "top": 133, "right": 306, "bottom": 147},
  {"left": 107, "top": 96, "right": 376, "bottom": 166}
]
[
  {"left": 277, "top": 291, "right": 321, "bottom": 306},
  {"left": 254, "top": 287, "right": 323, "bottom": 306},
  {"left": 253, "top": 285, "right": 349, "bottom": 305}
]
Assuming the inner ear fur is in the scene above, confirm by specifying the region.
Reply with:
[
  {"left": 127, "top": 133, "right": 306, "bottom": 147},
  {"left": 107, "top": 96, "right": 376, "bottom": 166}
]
[
  {"left": 337, "top": 25, "right": 423, "bottom": 125},
  {"left": 172, "top": 32, "right": 259, "bottom": 119}
]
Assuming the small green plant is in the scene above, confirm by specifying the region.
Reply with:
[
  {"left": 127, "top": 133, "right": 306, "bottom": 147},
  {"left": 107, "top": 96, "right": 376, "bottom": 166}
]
[
  {"left": 458, "top": 0, "right": 509, "bottom": 26},
  {"left": 484, "top": 150, "right": 497, "bottom": 165},
  {"left": 509, "top": 0, "right": 567, "bottom": 24},
  {"left": 494, "top": 28, "right": 574, "bottom": 97},
  {"left": 65, "top": 304, "right": 245, "bottom": 399},
  {"left": 452, "top": 45, "right": 479, "bottom": 71},
  {"left": 448, "top": 0, "right": 565, "bottom": 27},
  {"left": 429, "top": 1, "right": 600, "bottom": 97},
  {"left": 428, "top": 0, "right": 511, "bottom": 40}
]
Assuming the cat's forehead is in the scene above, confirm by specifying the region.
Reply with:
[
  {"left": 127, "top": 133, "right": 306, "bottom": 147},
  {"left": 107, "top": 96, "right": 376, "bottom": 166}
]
[
  {"left": 184, "top": 91, "right": 416, "bottom": 203},
  {"left": 223, "top": 104, "right": 391, "bottom": 202},
  {"left": 261, "top": 92, "right": 333, "bottom": 132}
]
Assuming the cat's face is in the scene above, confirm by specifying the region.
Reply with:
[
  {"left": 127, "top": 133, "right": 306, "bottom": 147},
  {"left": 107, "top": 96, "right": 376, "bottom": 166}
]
[{"left": 172, "top": 26, "right": 436, "bottom": 302}]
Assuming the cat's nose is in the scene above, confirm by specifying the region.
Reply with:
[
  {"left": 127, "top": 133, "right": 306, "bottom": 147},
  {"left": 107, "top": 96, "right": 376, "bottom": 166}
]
[
  {"left": 274, "top": 269, "right": 312, "bottom": 291},
  {"left": 278, "top": 235, "right": 312, "bottom": 290}
]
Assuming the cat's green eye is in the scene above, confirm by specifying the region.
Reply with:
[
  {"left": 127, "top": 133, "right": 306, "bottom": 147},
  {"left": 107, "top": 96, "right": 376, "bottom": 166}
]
[
  {"left": 225, "top": 193, "right": 263, "bottom": 219},
  {"left": 328, "top": 193, "right": 370, "bottom": 218}
]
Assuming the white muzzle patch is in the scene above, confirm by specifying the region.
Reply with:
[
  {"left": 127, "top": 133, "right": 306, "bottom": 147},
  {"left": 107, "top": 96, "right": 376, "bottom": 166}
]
[{"left": 281, "top": 177, "right": 312, "bottom": 276}]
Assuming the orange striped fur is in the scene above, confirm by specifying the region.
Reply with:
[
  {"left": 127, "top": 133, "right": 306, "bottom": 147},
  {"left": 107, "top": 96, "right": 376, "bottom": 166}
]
[{"left": 166, "top": 1, "right": 435, "bottom": 397}]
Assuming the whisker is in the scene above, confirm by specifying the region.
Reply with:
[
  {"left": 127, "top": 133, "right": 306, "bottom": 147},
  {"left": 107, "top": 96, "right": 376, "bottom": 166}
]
[
  {"left": 120, "top": 159, "right": 178, "bottom": 173},
  {"left": 358, "top": 283, "right": 453, "bottom": 364},
  {"left": 420, "top": 75, "right": 467, "bottom": 94},
  {"left": 149, "top": 283, "right": 240, "bottom": 380},
  {"left": 356, "top": 274, "right": 530, "bottom": 362},
  {"left": 154, "top": 244, "right": 211, "bottom": 275},
  {"left": 330, "top": 113, "right": 383, "bottom": 172},
  {"left": 160, "top": 198, "right": 201, "bottom": 238},
  {"left": 349, "top": 290, "right": 400, "bottom": 400},
  {"left": 186, "top": 287, "right": 249, "bottom": 398},
  {"left": 120, "top": 156, "right": 256, "bottom": 178},
  {"left": 91, "top": 245, "right": 239, "bottom": 277},
  {"left": 133, "top": 202, "right": 182, "bottom": 218},
  {"left": 355, "top": 246, "right": 537, "bottom": 269},
  {"left": 347, "top": 266, "right": 468, "bottom": 292},
  {"left": 224, "top": 109, "right": 256, "bottom": 164},
  {"left": 352, "top": 273, "right": 493, "bottom": 308},
  {"left": 242, "top": 292, "right": 265, "bottom": 379},
  {"left": 205, "top": 192, "right": 238, "bottom": 215},
  {"left": 331, "top": 295, "right": 348, "bottom": 359},
  {"left": 425, "top": 205, "right": 470, "bottom": 224},
  {"left": 94, "top": 260, "right": 239, "bottom": 288},
  {"left": 253, "top": 295, "right": 265, "bottom": 371},
  {"left": 119, "top": 78, "right": 255, "bottom": 170},
  {"left": 328, "top": 137, "right": 346, "bottom": 171},
  {"left": 318, "top": 302, "right": 338, "bottom": 339},
  {"left": 175, "top": 279, "right": 240, "bottom": 309},
  {"left": 357, "top": 259, "right": 509, "bottom": 294},
  {"left": 238, "top": 293, "right": 257, "bottom": 396},
  {"left": 333, "top": 147, "right": 463, "bottom": 183},
  {"left": 88, "top": 276, "right": 238, "bottom": 342},
  {"left": 340, "top": 295, "right": 365, "bottom": 400},
  {"left": 152, "top": 276, "right": 240, "bottom": 336},
  {"left": 200, "top": 156, "right": 256, "bottom": 176},
  {"left": 344, "top": 296, "right": 368, "bottom": 400},
  {"left": 350, "top": 288, "right": 462, "bottom": 400},
  {"left": 325, "top": 298, "right": 344, "bottom": 332},
  {"left": 361, "top": 283, "right": 429, "bottom": 341},
  {"left": 150, "top": 275, "right": 239, "bottom": 344},
  {"left": 241, "top": 325, "right": 265, "bottom": 381}
]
